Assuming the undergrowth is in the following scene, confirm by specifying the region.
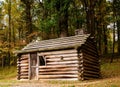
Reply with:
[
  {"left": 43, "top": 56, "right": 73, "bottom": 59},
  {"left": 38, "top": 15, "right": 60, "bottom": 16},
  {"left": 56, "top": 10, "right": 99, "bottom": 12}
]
[{"left": 0, "top": 66, "right": 17, "bottom": 80}]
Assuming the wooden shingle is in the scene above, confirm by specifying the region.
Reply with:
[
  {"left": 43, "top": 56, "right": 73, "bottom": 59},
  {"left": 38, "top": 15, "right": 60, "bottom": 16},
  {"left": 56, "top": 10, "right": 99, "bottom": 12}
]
[{"left": 17, "top": 34, "right": 90, "bottom": 54}]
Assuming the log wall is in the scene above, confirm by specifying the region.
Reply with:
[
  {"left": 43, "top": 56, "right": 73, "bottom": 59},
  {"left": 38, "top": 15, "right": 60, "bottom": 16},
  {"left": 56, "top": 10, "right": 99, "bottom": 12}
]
[
  {"left": 78, "top": 37, "right": 100, "bottom": 80},
  {"left": 17, "top": 37, "right": 100, "bottom": 81},
  {"left": 17, "top": 54, "right": 29, "bottom": 80},
  {"left": 38, "top": 49, "right": 78, "bottom": 80}
]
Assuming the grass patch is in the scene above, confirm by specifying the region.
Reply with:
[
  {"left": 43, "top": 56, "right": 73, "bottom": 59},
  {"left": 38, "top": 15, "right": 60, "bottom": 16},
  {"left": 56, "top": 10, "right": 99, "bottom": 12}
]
[
  {"left": 0, "top": 66, "right": 17, "bottom": 81},
  {"left": 101, "top": 60, "right": 120, "bottom": 78}
]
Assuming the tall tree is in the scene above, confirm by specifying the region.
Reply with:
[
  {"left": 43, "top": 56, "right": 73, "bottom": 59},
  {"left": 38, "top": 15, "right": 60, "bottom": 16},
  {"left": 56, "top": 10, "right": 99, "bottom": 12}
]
[
  {"left": 58, "top": 0, "right": 70, "bottom": 37},
  {"left": 81, "top": 0, "right": 97, "bottom": 36},
  {"left": 21, "top": 0, "right": 34, "bottom": 42},
  {"left": 8, "top": 0, "right": 11, "bottom": 66},
  {"left": 113, "top": 0, "right": 120, "bottom": 54}
]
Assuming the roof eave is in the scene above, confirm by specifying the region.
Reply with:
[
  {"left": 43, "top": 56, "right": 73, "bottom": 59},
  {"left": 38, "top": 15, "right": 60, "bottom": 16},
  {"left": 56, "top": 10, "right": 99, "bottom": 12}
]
[{"left": 15, "top": 45, "right": 81, "bottom": 54}]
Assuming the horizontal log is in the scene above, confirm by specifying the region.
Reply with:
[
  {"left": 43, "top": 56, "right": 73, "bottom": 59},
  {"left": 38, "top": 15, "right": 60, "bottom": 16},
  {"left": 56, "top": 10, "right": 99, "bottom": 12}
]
[
  {"left": 79, "top": 75, "right": 100, "bottom": 80},
  {"left": 83, "top": 41, "right": 95, "bottom": 47},
  {"left": 39, "top": 78, "right": 78, "bottom": 80},
  {"left": 86, "top": 39, "right": 97, "bottom": 47},
  {"left": 17, "top": 70, "right": 28, "bottom": 73},
  {"left": 83, "top": 61, "right": 100, "bottom": 68},
  {"left": 82, "top": 43, "right": 97, "bottom": 52},
  {"left": 19, "top": 59, "right": 28, "bottom": 62},
  {"left": 39, "top": 75, "right": 78, "bottom": 79},
  {"left": 83, "top": 52, "right": 98, "bottom": 59},
  {"left": 83, "top": 70, "right": 100, "bottom": 75},
  {"left": 20, "top": 57, "right": 28, "bottom": 60},
  {"left": 21, "top": 69, "right": 28, "bottom": 72},
  {"left": 83, "top": 76, "right": 100, "bottom": 80},
  {"left": 78, "top": 53, "right": 83, "bottom": 57},
  {"left": 82, "top": 59, "right": 99, "bottom": 66},
  {"left": 85, "top": 42, "right": 97, "bottom": 51},
  {"left": 82, "top": 53, "right": 99, "bottom": 61},
  {"left": 85, "top": 63, "right": 100, "bottom": 69},
  {"left": 18, "top": 71, "right": 28, "bottom": 73},
  {"left": 18, "top": 72, "right": 28, "bottom": 75},
  {"left": 39, "top": 65, "right": 78, "bottom": 69},
  {"left": 39, "top": 49, "right": 77, "bottom": 56},
  {"left": 20, "top": 61, "right": 28, "bottom": 64},
  {"left": 19, "top": 60, "right": 28, "bottom": 64},
  {"left": 39, "top": 64, "right": 78, "bottom": 69},
  {"left": 79, "top": 64, "right": 100, "bottom": 69},
  {"left": 17, "top": 68, "right": 28, "bottom": 71},
  {"left": 47, "top": 63, "right": 78, "bottom": 66},
  {"left": 82, "top": 49, "right": 99, "bottom": 58},
  {"left": 79, "top": 60, "right": 99, "bottom": 67},
  {"left": 20, "top": 76, "right": 28, "bottom": 79},
  {"left": 17, "top": 64, "right": 29, "bottom": 66},
  {"left": 79, "top": 67, "right": 100, "bottom": 72},
  {"left": 19, "top": 67, "right": 28, "bottom": 69},
  {"left": 20, "top": 75, "right": 28, "bottom": 78},
  {"left": 82, "top": 47, "right": 98, "bottom": 55},
  {"left": 18, "top": 73, "right": 28, "bottom": 76},
  {"left": 47, "top": 60, "right": 78, "bottom": 65},
  {"left": 78, "top": 73, "right": 100, "bottom": 79},
  {"left": 17, "top": 62, "right": 21, "bottom": 64},
  {"left": 83, "top": 73, "right": 100, "bottom": 78},
  {"left": 46, "top": 57, "right": 78, "bottom": 62},
  {"left": 19, "top": 71, "right": 28, "bottom": 73},
  {"left": 39, "top": 71, "right": 78, "bottom": 75},
  {"left": 39, "top": 67, "right": 78, "bottom": 72},
  {"left": 45, "top": 54, "right": 77, "bottom": 58},
  {"left": 17, "top": 65, "right": 28, "bottom": 67}
]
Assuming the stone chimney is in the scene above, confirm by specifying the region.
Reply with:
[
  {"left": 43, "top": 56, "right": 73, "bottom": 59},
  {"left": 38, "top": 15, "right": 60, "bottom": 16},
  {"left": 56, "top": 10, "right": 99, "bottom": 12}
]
[{"left": 75, "top": 29, "right": 84, "bottom": 35}]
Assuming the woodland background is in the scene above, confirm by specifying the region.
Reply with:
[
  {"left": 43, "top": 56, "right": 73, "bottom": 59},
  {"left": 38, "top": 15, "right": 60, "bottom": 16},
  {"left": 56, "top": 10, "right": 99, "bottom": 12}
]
[{"left": 0, "top": 0, "right": 120, "bottom": 67}]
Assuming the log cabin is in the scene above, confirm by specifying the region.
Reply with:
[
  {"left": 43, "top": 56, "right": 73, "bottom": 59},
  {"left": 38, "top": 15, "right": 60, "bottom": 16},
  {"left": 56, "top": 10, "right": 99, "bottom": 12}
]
[{"left": 16, "top": 34, "right": 100, "bottom": 80}]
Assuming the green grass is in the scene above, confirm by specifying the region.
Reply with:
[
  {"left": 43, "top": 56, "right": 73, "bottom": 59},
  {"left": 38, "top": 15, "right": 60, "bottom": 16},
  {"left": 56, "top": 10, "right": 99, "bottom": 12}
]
[
  {"left": 101, "top": 60, "right": 120, "bottom": 78},
  {"left": 0, "top": 66, "right": 17, "bottom": 80},
  {"left": 0, "top": 66, "right": 17, "bottom": 86}
]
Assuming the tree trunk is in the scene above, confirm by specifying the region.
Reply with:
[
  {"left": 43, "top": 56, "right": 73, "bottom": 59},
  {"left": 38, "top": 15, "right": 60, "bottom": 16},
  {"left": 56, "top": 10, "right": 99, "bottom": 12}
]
[
  {"left": 21, "top": 0, "right": 33, "bottom": 42},
  {"left": 82, "top": 0, "right": 96, "bottom": 36},
  {"left": 8, "top": 0, "right": 11, "bottom": 66},
  {"left": 59, "top": 1, "right": 69, "bottom": 37},
  {"left": 111, "top": 22, "right": 116, "bottom": 63},
  {"left": 117, "top": 20, "right": 120, "bottom": 54},
  {"left": 26, "top": 3, "right": 33, "bottom": 42},
  {"left": 103, "top": 25, "right": 108, "bottom": 54},
  {"left": 12, "top": 22, "right": 15, "bottom": 46}
]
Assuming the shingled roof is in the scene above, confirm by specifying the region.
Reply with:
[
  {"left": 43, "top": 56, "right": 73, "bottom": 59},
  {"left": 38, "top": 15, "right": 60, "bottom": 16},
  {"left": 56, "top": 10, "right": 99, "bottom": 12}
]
[{"left": 16, "top": 34, "right": 90, "bottom": 54}]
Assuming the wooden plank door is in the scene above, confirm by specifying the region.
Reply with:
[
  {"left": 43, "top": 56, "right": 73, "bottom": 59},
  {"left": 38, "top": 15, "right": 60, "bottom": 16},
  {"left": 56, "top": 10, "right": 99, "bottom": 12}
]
[{"left": 30, "top": 53, "right": 39, "bottom": 80}]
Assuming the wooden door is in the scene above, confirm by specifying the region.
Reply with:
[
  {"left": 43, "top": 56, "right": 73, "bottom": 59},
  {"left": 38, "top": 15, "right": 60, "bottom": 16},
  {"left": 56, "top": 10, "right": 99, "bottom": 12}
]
[{"left": 30, "top": 53, "right": 38, "bottom": 80}]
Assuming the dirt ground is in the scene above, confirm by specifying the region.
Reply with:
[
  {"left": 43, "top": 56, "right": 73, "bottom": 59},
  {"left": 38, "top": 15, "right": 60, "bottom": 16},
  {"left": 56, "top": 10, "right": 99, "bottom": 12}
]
[{"left": 0, "top": 76, "right": 120, "bottom": 87}]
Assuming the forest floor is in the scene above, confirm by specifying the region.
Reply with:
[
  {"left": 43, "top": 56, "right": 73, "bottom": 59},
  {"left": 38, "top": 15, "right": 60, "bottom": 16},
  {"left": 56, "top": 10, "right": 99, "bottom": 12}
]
[
  {"left": 0, "top": 76, "right": 119, "bottom": 87},
  {"left": 0, "top": 58, "right": 120, "bottom": 87}
]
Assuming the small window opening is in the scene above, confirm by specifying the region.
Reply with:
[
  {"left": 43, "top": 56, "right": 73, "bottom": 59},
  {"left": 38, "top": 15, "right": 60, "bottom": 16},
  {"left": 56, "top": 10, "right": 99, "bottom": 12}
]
[{"left": 39, "top": 56, "right": 46, "bottom": 66}]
